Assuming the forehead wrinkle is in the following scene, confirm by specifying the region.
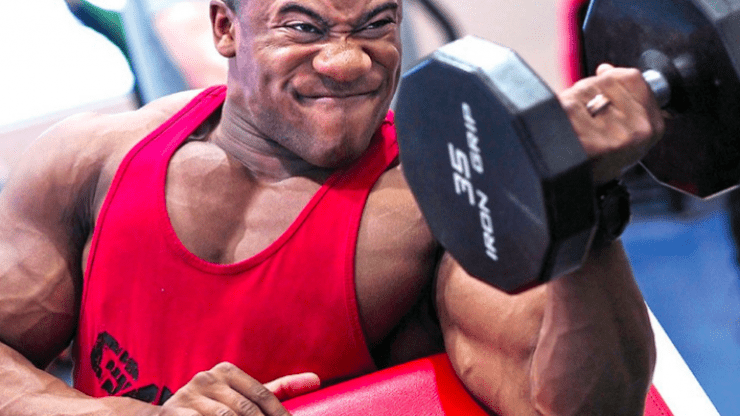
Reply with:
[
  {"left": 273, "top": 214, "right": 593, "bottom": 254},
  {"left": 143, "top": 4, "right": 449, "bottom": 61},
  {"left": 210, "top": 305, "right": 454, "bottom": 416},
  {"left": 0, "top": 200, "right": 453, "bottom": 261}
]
[{"left": 271, "top": 0, "right": 399, "bottom": 27}]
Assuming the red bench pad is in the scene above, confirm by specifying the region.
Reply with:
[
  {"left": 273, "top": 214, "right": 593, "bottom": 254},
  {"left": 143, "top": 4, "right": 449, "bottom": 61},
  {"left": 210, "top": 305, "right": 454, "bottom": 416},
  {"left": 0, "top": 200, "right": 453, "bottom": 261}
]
[{"left": 284, "top": 354, "right": 672, "bottom": 415}]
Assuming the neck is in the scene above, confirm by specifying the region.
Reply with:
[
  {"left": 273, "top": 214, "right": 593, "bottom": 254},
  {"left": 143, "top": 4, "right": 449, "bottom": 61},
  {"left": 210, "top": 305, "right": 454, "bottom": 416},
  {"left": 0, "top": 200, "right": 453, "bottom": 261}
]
[{"left": 210, "top": 98, "right": 334, "bottom": 184}]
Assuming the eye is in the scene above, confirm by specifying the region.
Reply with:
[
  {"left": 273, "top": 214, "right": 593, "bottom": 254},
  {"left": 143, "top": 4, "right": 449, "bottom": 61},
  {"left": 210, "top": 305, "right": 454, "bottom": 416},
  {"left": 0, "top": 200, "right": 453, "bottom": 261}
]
[
  {"left": 355, "top": 17, "right": 395, "bottom": 37},
  {"left": 287, "top": 22, "right": 323, "bottom": 35},
  {"left": 365, "top": 18, "right": 394, "bottom": 30}
]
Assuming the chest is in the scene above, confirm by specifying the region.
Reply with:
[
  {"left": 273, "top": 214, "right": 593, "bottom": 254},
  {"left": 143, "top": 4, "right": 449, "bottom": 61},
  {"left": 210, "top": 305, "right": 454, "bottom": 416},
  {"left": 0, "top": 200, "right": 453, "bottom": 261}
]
[
  {"left": 164, "top": 155, "right": 439, "bottom": 347},
  {"left": 82, "top": 138, "right": 441, "bottom": 377}
]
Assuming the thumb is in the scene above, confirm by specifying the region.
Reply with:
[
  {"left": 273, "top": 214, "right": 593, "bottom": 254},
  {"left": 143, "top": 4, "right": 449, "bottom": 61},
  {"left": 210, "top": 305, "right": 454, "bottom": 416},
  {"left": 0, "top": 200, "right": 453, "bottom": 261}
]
[
  {"left": 264, "top": 372, "right": 321, "bottom": 401},
  {"left": 596, "top": 62, "right": 615, "bottom": 75}
]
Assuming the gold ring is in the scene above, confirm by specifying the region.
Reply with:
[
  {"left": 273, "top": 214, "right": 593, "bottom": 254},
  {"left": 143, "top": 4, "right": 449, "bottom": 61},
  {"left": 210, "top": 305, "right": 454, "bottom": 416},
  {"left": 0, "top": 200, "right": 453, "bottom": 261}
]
[{"left": 585, "top": 93, "right": 611, "bottom": 116}]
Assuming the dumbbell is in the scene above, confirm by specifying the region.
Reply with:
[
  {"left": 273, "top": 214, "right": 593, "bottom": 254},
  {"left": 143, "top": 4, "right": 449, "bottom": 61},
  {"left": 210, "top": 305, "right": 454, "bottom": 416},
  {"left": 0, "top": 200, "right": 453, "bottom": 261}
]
[
  {"left": 395, "top": 0, "right": 740, "bottom": 293},
  {"left": 583, "top": 0, "right": 740, "bottom": 198}
]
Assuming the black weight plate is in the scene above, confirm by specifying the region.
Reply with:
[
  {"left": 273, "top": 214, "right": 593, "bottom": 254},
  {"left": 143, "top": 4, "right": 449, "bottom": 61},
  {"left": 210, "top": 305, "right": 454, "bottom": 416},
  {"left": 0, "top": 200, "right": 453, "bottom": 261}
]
[
  {"left": 583, "top": 0, "right": 740, "bottom": 198},
  {"left": 396, "top": 37, "right": 596, "bottom": 293}
]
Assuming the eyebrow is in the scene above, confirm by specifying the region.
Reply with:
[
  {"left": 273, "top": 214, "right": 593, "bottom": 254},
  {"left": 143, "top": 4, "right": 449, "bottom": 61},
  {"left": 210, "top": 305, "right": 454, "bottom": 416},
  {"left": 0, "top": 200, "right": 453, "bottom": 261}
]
[
  {"left": 277, "top": 2, "right": 399, "bottom": 28},
  {"left": 278, "top": 3, "right": 330, "bottom": 27},
  {"left": 358, "top": 3, "right": 399, "bottom": 26}
]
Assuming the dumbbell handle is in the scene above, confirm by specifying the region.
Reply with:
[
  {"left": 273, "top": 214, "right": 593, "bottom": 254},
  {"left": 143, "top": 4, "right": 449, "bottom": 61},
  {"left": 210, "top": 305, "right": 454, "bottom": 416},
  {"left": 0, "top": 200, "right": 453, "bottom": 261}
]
[{"left": 643, "top": 69, "right": 671, "bottom": 108}]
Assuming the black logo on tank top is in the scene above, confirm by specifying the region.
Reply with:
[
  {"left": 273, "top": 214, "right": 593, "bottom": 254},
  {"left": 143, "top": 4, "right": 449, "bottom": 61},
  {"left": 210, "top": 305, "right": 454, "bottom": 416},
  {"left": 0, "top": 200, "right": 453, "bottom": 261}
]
[{"left": 91, "top": 331, "right": 173, "bottom": 404}]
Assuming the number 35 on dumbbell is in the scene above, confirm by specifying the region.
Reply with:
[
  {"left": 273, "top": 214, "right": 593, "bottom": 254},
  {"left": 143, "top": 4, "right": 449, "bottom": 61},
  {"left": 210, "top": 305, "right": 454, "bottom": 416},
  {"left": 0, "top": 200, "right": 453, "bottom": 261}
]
[{"left": 395, "top": 0, "right": 740, "bottom": 293}]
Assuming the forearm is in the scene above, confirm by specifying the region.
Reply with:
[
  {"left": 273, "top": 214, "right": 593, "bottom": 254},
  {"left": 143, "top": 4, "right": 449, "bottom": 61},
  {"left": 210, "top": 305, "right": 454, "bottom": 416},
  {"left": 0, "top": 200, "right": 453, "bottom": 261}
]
[
  {"left": 0, "top": 342, "right": 161, "bottom": 416},
  {"left": 530, "top": 241, "right": 656, "bottom": 415}
]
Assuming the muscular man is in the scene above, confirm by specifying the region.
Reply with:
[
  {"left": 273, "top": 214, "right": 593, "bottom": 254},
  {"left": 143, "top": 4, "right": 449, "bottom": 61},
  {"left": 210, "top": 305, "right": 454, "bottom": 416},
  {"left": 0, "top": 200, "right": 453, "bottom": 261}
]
[{"left": 0, "top": 0, "right": 662, "bottom": 414}]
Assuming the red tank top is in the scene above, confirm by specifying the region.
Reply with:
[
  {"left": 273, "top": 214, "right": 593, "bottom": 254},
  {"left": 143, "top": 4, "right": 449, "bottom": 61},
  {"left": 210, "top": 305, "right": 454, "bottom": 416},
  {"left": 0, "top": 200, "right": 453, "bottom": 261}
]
[{"left": 74, "top": 86, "right": 398, "bottom": 404}]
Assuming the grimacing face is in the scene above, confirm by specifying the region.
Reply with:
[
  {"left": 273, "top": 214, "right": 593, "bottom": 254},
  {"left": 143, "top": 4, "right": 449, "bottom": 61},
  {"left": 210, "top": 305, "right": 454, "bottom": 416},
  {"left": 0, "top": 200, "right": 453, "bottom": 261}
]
[{"left": 222, "top": 0, "right": 403, "bottom": 168}]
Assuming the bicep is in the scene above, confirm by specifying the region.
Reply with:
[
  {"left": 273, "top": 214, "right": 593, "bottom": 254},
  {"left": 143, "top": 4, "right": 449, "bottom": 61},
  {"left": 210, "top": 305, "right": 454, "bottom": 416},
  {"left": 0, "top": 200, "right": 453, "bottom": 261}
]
[
  {"left": 435, "top": 252, "right": 545, "bottom": 414},
  {"left": 0, "top": 118, "right": 101, "bottom": 367},
  {"left": 0, "top": 218, "right": 78, "bottom": 368}
]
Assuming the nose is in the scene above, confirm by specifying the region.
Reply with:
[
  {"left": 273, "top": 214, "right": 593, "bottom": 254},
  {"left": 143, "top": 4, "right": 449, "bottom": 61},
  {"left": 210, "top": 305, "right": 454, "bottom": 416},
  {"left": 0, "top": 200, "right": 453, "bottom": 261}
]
[{"left": 313, "top": 40, "right": 372, "bottom": 83}]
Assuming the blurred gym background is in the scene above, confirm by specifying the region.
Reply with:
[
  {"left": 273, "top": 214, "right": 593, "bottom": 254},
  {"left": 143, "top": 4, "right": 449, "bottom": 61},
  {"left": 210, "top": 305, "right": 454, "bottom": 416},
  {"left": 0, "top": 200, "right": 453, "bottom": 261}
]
[{"left": 0, "top": 0, "right": 738, "bottom": 414}]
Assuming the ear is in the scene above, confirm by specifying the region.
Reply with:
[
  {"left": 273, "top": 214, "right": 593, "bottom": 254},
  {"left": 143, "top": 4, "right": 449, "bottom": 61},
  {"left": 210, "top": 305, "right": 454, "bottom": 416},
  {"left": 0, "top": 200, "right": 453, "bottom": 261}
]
[{"left": 210, "top": 0, "right": 236, "bottom": 58}]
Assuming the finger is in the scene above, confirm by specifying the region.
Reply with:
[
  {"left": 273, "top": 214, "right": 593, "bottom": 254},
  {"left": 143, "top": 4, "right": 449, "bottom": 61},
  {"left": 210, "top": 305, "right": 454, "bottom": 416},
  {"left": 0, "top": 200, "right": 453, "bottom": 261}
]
[
  {"left": 172, "top": 390, "right": 263, "bottom": 416},
  {"left": 204, "top": 385, "right": 268, "bottom": 416},
  {"left": 561, "top": 69, "right": 659, "bottom": 183},
  {"left": 264, "top": 373, "right": 321, "bottom": 401},
  {"left": 596, "top": 62, "right": 615, "bottom": 75},
  {"left": 594, "top": 70, "right": 642, "bottom": 122},
  {"left": 158, "top": 406, "right": 202, "bottom": 416},
  {"left": 603, "top": 67, "right": 665, "bottom": 149},
  {"left": 212, "top": 364, "right": 290, "bottom": 416},
  {"left": 559, "top": 78, "right": 603, "bottom": 124},
  {"left": 574, "top": 67, "right": 655, "bottom": 140},
  {"left": 595, "top": 66, "right": 665, "bottom": 139}
]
